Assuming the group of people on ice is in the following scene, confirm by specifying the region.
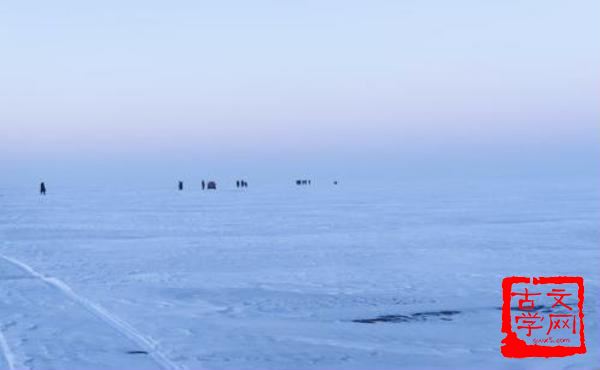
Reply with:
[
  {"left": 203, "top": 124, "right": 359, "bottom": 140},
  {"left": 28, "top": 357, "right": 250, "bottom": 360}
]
[
  {"left": 40, "top": 178, "right": 338, "bottom": 195},
  {"left": 177, "top": 180, "right": 238, "bottom": 191}
]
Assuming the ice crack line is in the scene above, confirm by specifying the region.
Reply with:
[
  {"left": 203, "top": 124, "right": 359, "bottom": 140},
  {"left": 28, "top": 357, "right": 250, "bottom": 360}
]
[
  {"left": 0, "top": 255, "right": 186, "bottom": 370},
  {"left": 0, "top": 328, "right": 17, "bottom": 370}
]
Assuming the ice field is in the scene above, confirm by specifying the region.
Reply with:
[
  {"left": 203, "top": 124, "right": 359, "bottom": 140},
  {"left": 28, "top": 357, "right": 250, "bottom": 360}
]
[{"left": 0, "top": 179, "right": 598, "bottom": 369}]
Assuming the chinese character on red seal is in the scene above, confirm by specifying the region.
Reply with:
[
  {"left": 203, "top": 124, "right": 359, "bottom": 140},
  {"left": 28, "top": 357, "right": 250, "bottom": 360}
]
[{"left": 501, "top": 276, "right": 585, "bottom": 358}]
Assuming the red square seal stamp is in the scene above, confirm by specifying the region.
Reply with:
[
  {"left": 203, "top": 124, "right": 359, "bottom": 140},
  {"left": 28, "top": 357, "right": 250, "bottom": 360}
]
[{"left": 501, "top": 276, "right": 585, "bottom": 358}]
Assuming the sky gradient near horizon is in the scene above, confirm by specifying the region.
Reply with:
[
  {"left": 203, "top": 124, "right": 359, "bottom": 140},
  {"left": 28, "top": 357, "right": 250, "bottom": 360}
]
[{"left": 1, "top": 0, "right": 599, "bottom": 184}]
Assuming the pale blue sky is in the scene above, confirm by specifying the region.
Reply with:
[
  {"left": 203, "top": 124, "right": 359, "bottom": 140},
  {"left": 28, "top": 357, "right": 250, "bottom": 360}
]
[{"left": 1, "top": 0, "right": 599, "bottom": 184}]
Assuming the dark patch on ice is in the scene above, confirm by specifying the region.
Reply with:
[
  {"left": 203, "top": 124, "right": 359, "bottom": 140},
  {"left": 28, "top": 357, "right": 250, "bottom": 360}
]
[
  {"left": 353, "top": 310, "right": 461, "bottom": 324},
  {"left": 495, "top": 304, "right": 575, "bottom": 314},
  {"left": 127, "top": 350, "right": 149, "bottom": 355},
  {"left": 496, "top": 305, "right": 551, "bottom": 313}
]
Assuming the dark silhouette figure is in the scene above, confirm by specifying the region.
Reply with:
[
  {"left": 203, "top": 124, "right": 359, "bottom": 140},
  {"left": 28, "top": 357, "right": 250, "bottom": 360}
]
[
  {"left": 296, "top": 179, "right": 312, "bottom": 186},
  {"left": 236, "top": 180, "right": 240, "bottom": 188},
  {"left": 207, "top": 181, "right": 217, "bottom": 190},
  {"left": 333, "top": 181, "right": 338, "bottom": 185},
  {"left": 178, "top": 181, "right": 184, "bottom": 191},
  {"left": 201, "top": 180, "right": 206, "bottom": 190},
  {"left": 40, "top": 182, "right": 46, "bottom": 195}
]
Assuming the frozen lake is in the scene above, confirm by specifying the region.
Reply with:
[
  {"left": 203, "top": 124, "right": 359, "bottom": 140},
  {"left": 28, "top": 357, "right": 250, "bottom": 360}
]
[{"left": 0, "top": 179, "right": 598, "bottom": 369}]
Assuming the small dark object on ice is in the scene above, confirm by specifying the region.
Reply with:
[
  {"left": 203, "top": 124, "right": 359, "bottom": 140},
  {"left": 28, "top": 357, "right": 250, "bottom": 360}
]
[
  {"left": 207, "top": 181, "right": 217, "bottom": 190},
  {"left": 296, "top": 179, "right": 311, "bottom": 186},
  {"left": 127, "top": 350, "right": 149, "bottom": 355},
  {"left": 40, "top": 182, "right": 46, "bottom": 195},
  {"left": 353, "top": 310, "right": 461, "bottom": 324},
  {"left": 178, "top": 181, "right": 183, "bottom": 191}
]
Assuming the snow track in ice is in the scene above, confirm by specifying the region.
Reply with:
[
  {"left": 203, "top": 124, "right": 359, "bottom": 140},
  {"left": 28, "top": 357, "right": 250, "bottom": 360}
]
[
  {"left": 0, "top": 328, "right": 16, "bottom": 370},
  {"left": 0, "top": 255, "right": 187, "bottom": 370}
]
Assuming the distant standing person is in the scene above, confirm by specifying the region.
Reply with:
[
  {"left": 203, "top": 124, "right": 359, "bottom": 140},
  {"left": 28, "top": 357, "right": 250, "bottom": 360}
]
[
  {"left": 40, "top": 182, "right": 46, "bottom": 195},
  {"left": 201, "top": 180, "right": 206, "bottom": 190},
  {"left": 178, "top": 181, "right": 183, "bottom": 191}
]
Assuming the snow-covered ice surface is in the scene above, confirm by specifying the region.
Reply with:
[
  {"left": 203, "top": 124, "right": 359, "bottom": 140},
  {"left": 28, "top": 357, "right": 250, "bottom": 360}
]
[{"left": 0, "top": 179, "right": 598, "bottom": 370}]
